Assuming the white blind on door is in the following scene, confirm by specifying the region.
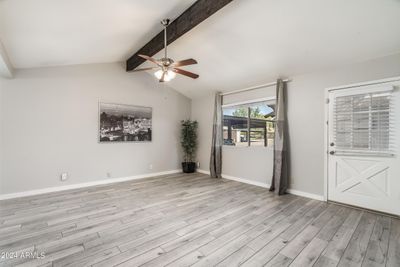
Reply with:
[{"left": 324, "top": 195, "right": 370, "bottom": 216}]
[{"left": 333, "top": 88, "right": 395, "bottom": 155}]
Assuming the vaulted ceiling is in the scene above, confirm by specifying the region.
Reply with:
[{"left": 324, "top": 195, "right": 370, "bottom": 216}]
[
  {"left": 1, "top": 0, "right": 400, "bottom": 98},
  {"left": 0, "top": 0, "right": 197, "bottom": 68}
]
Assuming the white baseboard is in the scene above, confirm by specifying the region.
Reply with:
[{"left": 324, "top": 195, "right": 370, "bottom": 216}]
[
  {"left": 0, "top": 170, "right": 181, "bottom": 200},
  {"left": 0, "top": 169, "right": 324, "bottom": 202},
  {"left": 286, "top": 189, "right": 325, "bottom": 201},
  {"left": 221, "top": 173, "right": 270, "bottom": 189},
  {"left": 197, "top": 169, "right": 324, "bottom": 201}
]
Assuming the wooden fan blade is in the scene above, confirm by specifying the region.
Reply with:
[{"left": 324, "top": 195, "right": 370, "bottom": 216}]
[
  {"left": 172, "top": 58, "right": 197, "bottom": 67},
  {"left": 138, "top": 54, "right": 161, "bottom": 66},
  {"left": 172, "top": 68, "right": 199, "bottom": 79},
  {"left": 129, "top": 67, "right": 157, "bottom": 72}
]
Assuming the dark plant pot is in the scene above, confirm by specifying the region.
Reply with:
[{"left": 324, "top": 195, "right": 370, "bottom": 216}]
[{"left": 182, "top": 162, "right": 196, "bottom": 173}]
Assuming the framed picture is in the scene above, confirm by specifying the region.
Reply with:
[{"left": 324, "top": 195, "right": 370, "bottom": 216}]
[{"left": 99, "top": 102, "right": 152, "bottom": 143}]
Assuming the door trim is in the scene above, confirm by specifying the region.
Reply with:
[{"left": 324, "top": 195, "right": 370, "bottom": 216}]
[{"left": 324, "top": 76, "right": 400, "bottom": 202}]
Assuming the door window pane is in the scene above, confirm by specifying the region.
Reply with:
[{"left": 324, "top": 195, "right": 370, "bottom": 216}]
[{"left": 334, "top": 91, "right": 393, "bottom": 153}]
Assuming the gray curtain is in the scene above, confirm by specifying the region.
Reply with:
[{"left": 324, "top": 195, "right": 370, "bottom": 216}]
[
  {"left": 270, "top": 79, "right": 289, "bottom": 195},
  {"left": 210, "top": 92, "right": 223, "bottom": 178}
]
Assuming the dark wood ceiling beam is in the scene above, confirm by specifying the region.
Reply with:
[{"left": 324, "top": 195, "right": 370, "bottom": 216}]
[{"left": 126, "top": 0, "right": 233, "bottom": 72}]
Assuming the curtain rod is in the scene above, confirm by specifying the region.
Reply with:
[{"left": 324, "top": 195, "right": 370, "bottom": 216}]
[{"left": 220, "top": 79, "right": 292, "bottom": 96}]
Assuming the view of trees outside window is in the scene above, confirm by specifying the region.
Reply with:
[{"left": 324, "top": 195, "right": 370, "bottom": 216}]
[
  {"left": 223, "top": 105, "right": 248, "bottom": 146},
  {"left": 223, "top": 101, "right": 275, "bottom": 147}
]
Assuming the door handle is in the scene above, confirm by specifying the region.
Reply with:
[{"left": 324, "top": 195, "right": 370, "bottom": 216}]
[{"left": 329, "top": 151, "right": 335, "bottom": 155}]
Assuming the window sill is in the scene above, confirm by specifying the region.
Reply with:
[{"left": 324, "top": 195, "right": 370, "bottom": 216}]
[{"left": 222, "top": 145, "right": 274, "bottom": 151}]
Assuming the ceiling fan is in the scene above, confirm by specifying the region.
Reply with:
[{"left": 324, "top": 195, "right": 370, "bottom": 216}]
[{"left": 132, "top": 19, "right": 199, "bottom": 82}]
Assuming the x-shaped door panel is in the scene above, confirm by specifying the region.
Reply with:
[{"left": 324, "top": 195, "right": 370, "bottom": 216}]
[{"left": 334, "top": 157, "right": 389, "bottom": 198}]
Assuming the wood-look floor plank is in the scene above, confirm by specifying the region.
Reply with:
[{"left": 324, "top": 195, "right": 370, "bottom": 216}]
[
  {"left": 140, "top": 233, "right": 215, "bottom": 267},
  {"left": 242, "top": 237, "right": 287, "bottom": 267},
  {"left": 0, "top": 173, "right": 398, "bottom": 267},
  {"left": 192, "top": 234, "right": 253, "bottom": 267},
  {"left": 386, "top": 218, "right": 400, "bottom": 267},
  {"left": 53, "top": 246, "right": 120, "bottom": 267},
  {"left": 216, "top": 245, "right": 255, "bottom": 267},
  {"left": 277, "top": 205, "right": 345, "bottom": 263},
  {"left": 289, "top": 237, "right": 328, "bottom": 266},
  {"left": 337, "top": 212, "right": 377, "bottom": 267},
  {"left": 314, "top": 209, "right": 363, "bottom": 266},
  {"left": 361, "top": 215, "right": 391, "bottom": 267}
]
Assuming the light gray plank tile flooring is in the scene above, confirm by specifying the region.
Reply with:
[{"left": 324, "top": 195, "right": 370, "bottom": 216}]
[{"left": 0, "top": 173, "right": 399, "bottom": 267}]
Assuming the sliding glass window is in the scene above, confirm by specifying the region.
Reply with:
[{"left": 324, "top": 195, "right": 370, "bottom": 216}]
[{"left": 223, "top": 100, "right": 275, "bottom": 147}]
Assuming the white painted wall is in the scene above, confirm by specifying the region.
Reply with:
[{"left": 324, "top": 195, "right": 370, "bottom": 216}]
[
  {"left": 0, "top": 62, "right": 191, "bottom": 194},
  {"left": 192, "top": 53, "right": 400, "bottom": 196},
  {"left": 1, "top": 53, "right": 399, "bottom": 197}
]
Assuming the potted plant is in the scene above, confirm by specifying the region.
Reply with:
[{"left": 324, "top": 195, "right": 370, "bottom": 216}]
[{"left": 181, "top": 120, "right": 198, "bottom": 173}]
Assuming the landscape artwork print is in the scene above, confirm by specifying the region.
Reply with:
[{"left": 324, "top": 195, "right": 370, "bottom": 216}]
[{"left": 99, "top": 102, "right": 152, "bottom": 142}]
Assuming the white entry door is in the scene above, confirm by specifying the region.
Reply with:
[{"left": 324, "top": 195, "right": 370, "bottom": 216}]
[{"left": 327, "top": 79, "right": 400, "bottom": 216}]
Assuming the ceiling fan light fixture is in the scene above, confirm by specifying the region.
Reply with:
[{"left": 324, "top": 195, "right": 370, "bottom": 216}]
[
  {"left": 154, "top": 69, "right": 163, "bottom": 80},
  {"left": 154, "top": 69, "right": 176, "bottom": 82},
  {"left": 165, "top": 70, "right": 176, "bottom": 81},
  {"left": 133, "top": 19, "right": 198, "bottom": 81}
]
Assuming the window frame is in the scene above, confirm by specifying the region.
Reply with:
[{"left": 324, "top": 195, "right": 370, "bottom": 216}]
[{"left": 222, "top": 97, "right": 276, "bottom": 148}]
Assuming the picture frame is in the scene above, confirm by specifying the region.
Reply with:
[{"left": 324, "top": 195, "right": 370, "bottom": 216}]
[{"left": 98, "top": 102, "right": 152, "bottom": 143}]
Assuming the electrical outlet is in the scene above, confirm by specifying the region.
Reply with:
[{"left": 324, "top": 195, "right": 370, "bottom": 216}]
[
  {"left": 60, "top": 173, "right": 68, "bottom": 181},
  {"left": 149, "top": 164, "right": 153, "bottom": 170}
]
